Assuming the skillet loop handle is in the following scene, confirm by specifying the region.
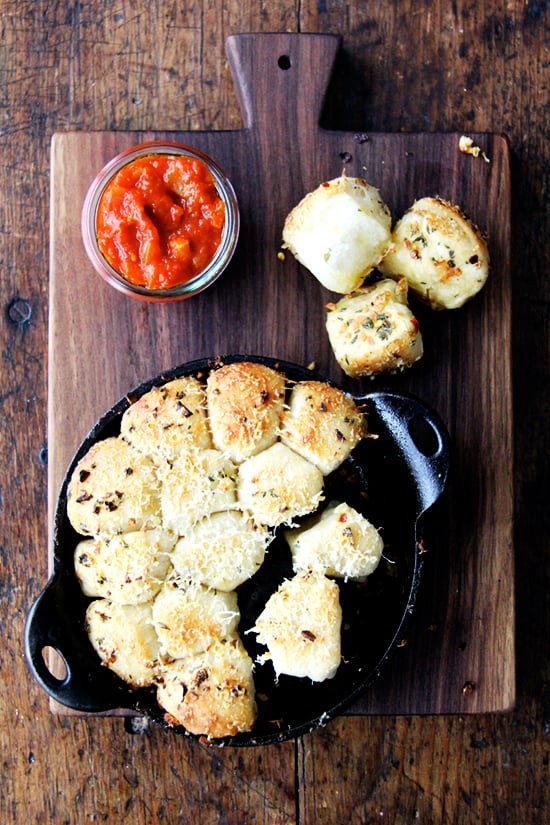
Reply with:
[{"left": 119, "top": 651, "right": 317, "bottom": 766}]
[
  {"left": 363, "top": 391, "right": 451, "bottom": 515},
  {"left": 24, "top": 576, "right": 125, "bottom": 713}
]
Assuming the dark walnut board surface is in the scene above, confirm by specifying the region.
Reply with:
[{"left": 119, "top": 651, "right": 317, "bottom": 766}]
[{"left": 48, "top": 33, "right": 513, "bottom": 716}]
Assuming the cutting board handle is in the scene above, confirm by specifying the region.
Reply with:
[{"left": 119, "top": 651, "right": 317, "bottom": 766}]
[{"left": 226, "top": 33, "right": 340, "bottom": 133}]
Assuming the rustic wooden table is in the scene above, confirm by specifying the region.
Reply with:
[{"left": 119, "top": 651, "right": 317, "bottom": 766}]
[{"left": 1, "top": 2, "right": 548, "bottom": 822}]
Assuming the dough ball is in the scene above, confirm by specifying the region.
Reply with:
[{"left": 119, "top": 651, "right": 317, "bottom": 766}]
[
  {"left": 85, "top": 599, "right": 160, "bottom": 688},
  {"left": 285, "top": 500, "right": 384, "bottom": 581},
  {"left": 206, "top": 361, "right": 286, "bottom": 462},
  {"left": 120, "top": 375, "right": 212, "bottom": 467},
  {"left": 152, "top": 578, "right": 240, "bottom": 660},
  {"left": 282, "top": 175, "right": 392, "bottom": 293},
  {"left": 252, "top": 571, "right": 342, "bottom": 682},
  {"left": 172, "top": 510, "right": 271, "bottom": 591},
  {"left": 280, "top": 380, "right": 365, "bottom": 475},
  {"left": 67, "top": 437, "right": 162, "bottom": 536},
  {"left": 74, "top": 528, "right": 175, "bottom": 604},
  {"left": 379, "top": 196, "right": 489, "bottom": 309},
  {"left": 326, "top": 278, "right": 423, "bottom": 378},
  {"left": 157, "top": 637, "right": 257, "bottom": 739},
  {"left": 161, "top": 448, "right": 238, "bottom": 534},
  {"left": 237, "top": 442, "right": 324, "bottom": 527}
]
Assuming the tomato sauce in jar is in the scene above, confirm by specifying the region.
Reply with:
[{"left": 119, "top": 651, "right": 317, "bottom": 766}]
[{"left": 96, "top": 154, "right": 225, "bottom": 290}]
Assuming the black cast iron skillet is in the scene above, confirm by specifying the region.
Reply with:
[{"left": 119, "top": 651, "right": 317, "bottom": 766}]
[{"left": 25, "top": 355, "right": 450, "bottom": 746}]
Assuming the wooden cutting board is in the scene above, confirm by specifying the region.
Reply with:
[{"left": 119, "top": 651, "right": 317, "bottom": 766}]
[{"left": 48, "top": 33, "right": 514, "bottom": 715}]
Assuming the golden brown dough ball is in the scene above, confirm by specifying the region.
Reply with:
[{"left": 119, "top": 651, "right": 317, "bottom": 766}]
[
  {"left": 326, "top": 278, "right": 423, "bottom": 378},
  {"left": 157, "top": 637, "right": 257, "bottom": 738},
  {"left": 120, "top": 375, "right": 212, "bottom": 466},
  {"left": 280, "top": 380, "right": 365, "bottom": 475},
  {"left": 206, "top": 361, "right": 286, "bottom": 462},
  {"left": 67, "top": 437, "right": 162, "bottom": 536},
  {"left": 379, "top": 196, "right": 489, "bottom": 309},
  {"left": 152, "top": 578, "right": 240, "bottom": 660}
]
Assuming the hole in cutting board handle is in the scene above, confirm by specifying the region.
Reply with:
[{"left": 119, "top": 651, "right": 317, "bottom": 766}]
[{"left": 278, "top": 54, "right": 292, "bottom": 70}]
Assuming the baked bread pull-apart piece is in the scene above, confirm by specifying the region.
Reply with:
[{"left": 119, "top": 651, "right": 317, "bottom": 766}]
[
  {"left": 251, "top": 571, "right": 342, "bottom": 682},
  {"left": 282, "top": 176, "right": 392, "bottom": 294},
  {"left": 237, "top": 442, "right": 324, "bottom": 527},
  {"left": 206, "top": 361, "right": 286, "bottom": 462},
  {"left": 152, "top": 578, "right": 240, "bottom": 660},
  {"left": 379, "top": 196, "right": 490, "bottom": 310},
  {"left": 120, "top": 375, "right": 212, "bottom": 467},
  {"left": 326, "top": 278, "right": 423, "bottom": 378},
  {"left": 157, "top": 637, "right": 257, "bottom": 739},
  {"left": 74, "top": 528, "right": 176, "bottom": 604},
  {"left": 280, "top": 380, "right": 366, "bottom": 475},
  {"left": 85, "top": 599, "right": 160, "bottom": 688},
  {"left": 67, "top": 436, "right": 162, "bottom": 536},
  {"left": 285, "top": 501, "right": 384, "bottom": 581},
  {"left": 172, "top": 510, "right": 272, "bottom": 592},
  {"left": 160, "top": 448, "right": 238, "bottom": 535}
]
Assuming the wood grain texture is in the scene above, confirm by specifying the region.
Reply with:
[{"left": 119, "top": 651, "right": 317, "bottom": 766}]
[{"left": 1, "top": 1, "right": 549, "bottom": 823}]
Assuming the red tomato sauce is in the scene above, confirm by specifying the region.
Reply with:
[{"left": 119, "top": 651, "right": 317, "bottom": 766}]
[{"left": 96, "top": 154, "right": 225, "bottom": 289}]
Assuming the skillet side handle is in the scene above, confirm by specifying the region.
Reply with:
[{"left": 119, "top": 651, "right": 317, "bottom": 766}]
[
  {"left": 24, "top": 576, "right": 127, "bottom": 713},
  {"left": 362, "top": 390, "right": 451, "bottom": 515}
]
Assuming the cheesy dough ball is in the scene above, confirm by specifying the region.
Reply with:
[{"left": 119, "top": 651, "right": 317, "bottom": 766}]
[
  {"left": 67, "top": 437, "right": 162, "bottom": 536},
  {"left": 85, "top": 599, "right": 160, "bottom": 688},
  {"left": 237, "top": 442, "right": 324, "bottom": 527},
  {"left": 282, "top": 175, "right": 392, "bottom": 293},
  {"left": 280, "top": 380, "right": 365, "bottom": 475},
  {"left": 285, "top": 501, "right": 384, "bottom": 581},
  {"left": 252, "top": 571, "right": 342, "bottom": 682},
  {"left": 157, "top": 637, "right": 257, "bottom": 738},
  {"left": 74, "top": 528, "right": 176, "bottom": 604},
  {"left": 326, "top": 278, "right": 423, "bottom": 378},
  {"left": 172, "top": 510, "right": 271, "bottom": 591},
  {"left": 206, "top": 361, "right": 286, "bottom": 462},
  {"left": 161, "top": 448, "right": 238, "bottom": 534},
  {"left": 379, "top": 196, "right": 490, "bottom": 309},
  {"left": 120, "top": 375, "right": 212, "bottom": 467},
  {"left": 152, "top": 578, "right": 240, "bottom": 660}
]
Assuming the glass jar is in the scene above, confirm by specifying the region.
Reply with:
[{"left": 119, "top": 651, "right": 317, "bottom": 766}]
[{"left": 81, "top": 141, "right": 240, "bottom": 302}]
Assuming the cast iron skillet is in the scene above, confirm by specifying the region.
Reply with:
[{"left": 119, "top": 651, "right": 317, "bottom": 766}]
[{"left": 25, "top": 355, "right": 450, "bottom": 746}]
